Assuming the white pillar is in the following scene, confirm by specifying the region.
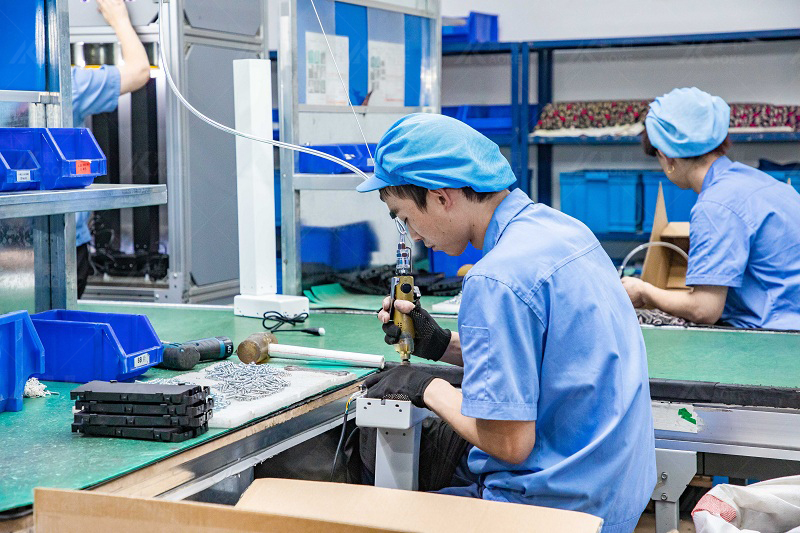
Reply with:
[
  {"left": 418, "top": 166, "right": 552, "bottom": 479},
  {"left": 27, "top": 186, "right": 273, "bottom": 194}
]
[{"left": 233, "top": 59, "right": 308, "bottom": 317}]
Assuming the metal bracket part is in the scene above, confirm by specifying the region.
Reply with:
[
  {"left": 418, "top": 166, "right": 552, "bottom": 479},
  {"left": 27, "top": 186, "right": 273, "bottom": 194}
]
[{"left": 652, "top": 448, "right": 697, "bottom": 533}]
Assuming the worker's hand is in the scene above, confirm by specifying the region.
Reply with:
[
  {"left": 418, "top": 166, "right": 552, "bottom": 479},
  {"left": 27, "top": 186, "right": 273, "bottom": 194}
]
[
  {"left": 96, "top": 0, "right": 132, "bottom": 30},
  {"left": 621, "top": 276, "right": 650, "bottom": 308},
  {"left": 378, "top": 296, "right": 451, "bottom": 362},
  {"left": 364, "top": 366, "right": 438, "bottom": 408}
]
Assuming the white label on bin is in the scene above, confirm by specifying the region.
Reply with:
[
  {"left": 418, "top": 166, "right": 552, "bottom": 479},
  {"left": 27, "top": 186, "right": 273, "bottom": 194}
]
[
  {"left": 16, "top": 170, "right": 31, "bottom": 182},
  {"left": 134, "top": 354, "right": 150, "bottom": 368}
]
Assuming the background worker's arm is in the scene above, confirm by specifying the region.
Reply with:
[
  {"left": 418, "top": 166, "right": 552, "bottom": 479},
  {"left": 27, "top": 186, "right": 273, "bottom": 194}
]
[
  {"left": 97, "top": 0, "right": 150, "bottom": 94},
  {"left": 424, "top": 378, "right": 536, "bottom": 464},
  {"left": 622, "top": 278, "right": 728, "bottom": 324}
]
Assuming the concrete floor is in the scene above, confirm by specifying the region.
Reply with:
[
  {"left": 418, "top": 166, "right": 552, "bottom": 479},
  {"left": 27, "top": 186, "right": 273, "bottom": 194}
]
[{"left": 634, "top": 510, "right": 695, "bottom": 533}]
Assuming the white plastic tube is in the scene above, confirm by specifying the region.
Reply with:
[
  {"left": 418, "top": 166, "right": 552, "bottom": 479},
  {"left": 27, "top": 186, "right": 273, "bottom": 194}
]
[{"left": 269, "top": 343, "right": 385, "bottom": 369}]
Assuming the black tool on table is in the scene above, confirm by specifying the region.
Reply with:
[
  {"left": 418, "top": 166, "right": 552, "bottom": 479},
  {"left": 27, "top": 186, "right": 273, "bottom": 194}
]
[{"left": 157, "top": 336, "right": 234, "bottom": 371}]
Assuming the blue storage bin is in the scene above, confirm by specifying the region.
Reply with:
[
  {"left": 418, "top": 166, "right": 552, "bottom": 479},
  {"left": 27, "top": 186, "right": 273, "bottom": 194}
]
[
  {"left": 429, "top": 242, "right": 482, "bottom": 277},
  {"left": 301, "top": 226, "right": 336, "bottom": 266},
  {"left": 30, "top": 310, "right": 162, "bottom": 383},
  {"left": 333, "top": 222, "right": 377, "bottom": 270},
  {"left": 0, "top": 149, "right": 41, "bottom": 192},
  {"left": 297, "top": 144, "right": 376, "bottom": 174},
  {"left": 441, "top": 105, "right": 538, "bottom": 136},
  {"left": 0, "top": 128, "right": 106, "bottom": 190},
  {"left": 764, "top": 170, "right": 800, "bottom": 196},
  {"left": 0, "top": 311, "right": 45, "bottom": 413},
  {"left": 642, "top": 171, "right": 698, "bottom": 232},
  {"left": 560, "top": 170, "right": 640, "bottom": 233},
  {"left": 442, "top": 12, "right": 498, "bottom": 44}
]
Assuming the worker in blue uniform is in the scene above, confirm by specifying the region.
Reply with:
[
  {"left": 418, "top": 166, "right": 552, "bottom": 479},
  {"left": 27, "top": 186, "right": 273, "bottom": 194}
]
[
  {"left": 622, "top": 87, "right": 800, "bottom": 330},
  {"left": 355, "top": 114, "right": 656, "bottom": 532},
  {"left": 73, "top": 0, "right": 151, "bottom": 297}
]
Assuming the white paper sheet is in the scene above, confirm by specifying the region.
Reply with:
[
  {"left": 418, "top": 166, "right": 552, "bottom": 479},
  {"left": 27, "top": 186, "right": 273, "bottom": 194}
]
[
  {"left": 305, "top": 32, "right": 350, "bottom": 106},
  {"left": 367, "top": 40, "right": 405, "bottom": 106}
]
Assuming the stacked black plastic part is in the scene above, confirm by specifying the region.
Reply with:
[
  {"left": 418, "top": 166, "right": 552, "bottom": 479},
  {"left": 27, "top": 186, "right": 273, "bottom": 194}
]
[{"left": 70, "top": 381, "right": 213, "bottom": 442}]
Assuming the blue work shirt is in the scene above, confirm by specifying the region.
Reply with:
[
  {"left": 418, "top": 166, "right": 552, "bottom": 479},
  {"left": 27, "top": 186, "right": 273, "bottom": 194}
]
[
  {"left": 458, "top": 189, "right": 656, "bottom": 532},
  {"left": 72, "top": 65, "right": 121, "bottom": 247},
  {"left": 685, "top": 156, "right": 800, "bottom": 329}
]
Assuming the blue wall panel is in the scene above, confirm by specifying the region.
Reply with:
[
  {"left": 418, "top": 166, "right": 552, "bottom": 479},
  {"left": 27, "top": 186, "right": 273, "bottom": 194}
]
[
  {"left": 404, "top": 15, "right": 423, "bottom": 107},
  {"left": 335, "top": 2, "right": 367, "bottom": 105},
  {"left": 0, "top": 0, "right": 46, "bottom": 91}
]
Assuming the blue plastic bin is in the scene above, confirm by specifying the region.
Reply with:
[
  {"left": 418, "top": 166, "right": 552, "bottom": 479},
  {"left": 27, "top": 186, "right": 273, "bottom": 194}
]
[
  {"left": 30, "top": 310, "right": 162, "bottom": 383},
  {"left": 0, "top": 128, "right": 106, "bottom": 190},
  {"left": 763, "top": 170, "right": 800, "bottom": 196},
  {"left": 560, "top": 170, "right": 640, "bottom": 233},
  {"left": 333, "top": 222, "right": 377, "bottom": 270},
  {"left": 0, "top": 311, "right": 45, "bottom": 413},
  {"left": 297, "top": 144, "right": 376, "bottom": 174},
  {"left": 301, "top": 226, "right": 336, "bottom": 266},
  {"left": 642, "top": 171, "right": 698, "bottom": 232},
  {"left": 0, "top": 149, "right": 41, "bottom": 192},
  {"left": 442, "top": 12, "right": 498, "bottom": 44},
  {"left": 441, "top": 105, "right": 538, "bottom": 136},
  {"left": 429, "top": 242, "right": 482, "bottom": 277}
]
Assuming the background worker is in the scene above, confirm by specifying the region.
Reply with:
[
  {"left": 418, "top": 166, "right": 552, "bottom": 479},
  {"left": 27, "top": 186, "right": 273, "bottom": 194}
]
[
  {"left": 356, "top": 114, "right": 656, "bottom": 533},
  {"left": 73, "top": 0, "right": 151, "bottom": 298},
  {"left": 621, "top": 87, "right": 800, "bottom": 330}
]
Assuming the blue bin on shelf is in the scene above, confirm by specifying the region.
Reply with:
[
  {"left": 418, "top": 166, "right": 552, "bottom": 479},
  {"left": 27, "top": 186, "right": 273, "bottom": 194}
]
[
  {"left": 560, "top": 170, "right": 640, "bottom": 233},
  {"left": 0, "top": 128, "right": 106, "bottom": 190},
  {"left": 642, "top": 171, "right": 698, "bottom": 231},
  {"left": 0, "top": 149, "right": 41, "bottom": 192},
  {"left": 30, "top": 310, "right": 162, "bottom": 383},
  {"left": 297, "top": 144, "right": 376, "bottom": 174},
  {"left": 429, "top": 242, "right": 482, "bottom": 277},
  {"left": 764, "top": 170, "right": 800, "bottom": 196},
  {"left": 0, "top": 311, "right": 46, "bottom": 413},
  {"left": 334, "top": 222, "right": 377, "bottom": 270},
  {"left": 301, "top": 226, "right": 336, "bottom": 266},
  {"left": 442, "top": 12, "right": 498, "bottom": 44},
  {"left": 441, "top": 105, "right": 539, "bottom": 137}
]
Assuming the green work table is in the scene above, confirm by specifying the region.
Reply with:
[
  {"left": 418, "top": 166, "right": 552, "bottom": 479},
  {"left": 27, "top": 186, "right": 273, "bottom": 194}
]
[{"left": 2, "top": 301, "right": 799, "bottom": 532}]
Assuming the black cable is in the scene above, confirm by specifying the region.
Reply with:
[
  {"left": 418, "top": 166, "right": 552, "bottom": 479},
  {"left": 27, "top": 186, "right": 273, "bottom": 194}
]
[
  {"left": 329, "top": 399, "right": 354, "bottom": 481},
  {"left": 262, "top": 311, "right": 309, "bottom": 333}
]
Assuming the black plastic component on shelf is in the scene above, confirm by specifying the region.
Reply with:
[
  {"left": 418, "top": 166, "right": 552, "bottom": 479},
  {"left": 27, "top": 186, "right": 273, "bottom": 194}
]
[
  {"left": 75, "top": 398, "right": 213, "bottom": 417},
  {"left": 71, "top": 422, "right": 209, "bottom": 442},
  {"left": 74, "top": 409, "right": 212, "bottom": 428},
  {"left": 70, "top": 381, "right": 209, "bottom": 405}
]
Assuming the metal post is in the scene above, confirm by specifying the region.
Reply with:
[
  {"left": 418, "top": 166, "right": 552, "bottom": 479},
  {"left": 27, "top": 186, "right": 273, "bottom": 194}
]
[
  {"left": 278, "top": 0, "right": 301, "bottom": 296},
  {"left": 652, "top": 448, "right": 697, "bottom": 533},
  {"left": 520, "top": 42, "right": 530, "bottom": 196},
  {"left": 536, "top": 49, "right": 553, "bottom": 205},
  {"left": 510, "top": 44, "right": 521, "bottom": 187}
]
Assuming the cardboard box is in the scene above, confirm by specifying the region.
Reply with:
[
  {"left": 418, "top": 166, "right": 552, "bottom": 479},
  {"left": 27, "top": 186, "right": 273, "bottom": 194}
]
[
  {"left": 641, "top": 183, "right": 691, "bottom": 291},
  {"left": 35, "top": 479, "right": 603, "bottom": 532}
]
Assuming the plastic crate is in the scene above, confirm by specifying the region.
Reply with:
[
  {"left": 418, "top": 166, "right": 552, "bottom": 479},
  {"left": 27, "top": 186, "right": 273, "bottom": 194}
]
[
  {"left": 441, "top": 105, "right": 538, "bottom": 136},
  {"left": 333, "top": 222, "right": 377, "bottom": 270},
  {"left": 429, "top": 242, "right": 482, "bottom": 277},
  {"left": 442, "top": 12, "right": 498, "bottom": 44},
  {"left": 0, "top": 149, "right": 41, "bottom": 192},
  {"left": 642, "top": 171, "right": 698, "bottom": 232},
  {"left": 297, "top": 144, "right": 376, "bottom": 174},
  {"left": 301, "top": 226, "right": 336, "bottom": 266},
  {"left": 0, "top": 128, "right": 106, "bottom": 190},
  {"left": 763, "top": 170, "right": 800, "bottom": 196},
  {"left": 560, "top": 170, "right": 640, "bottom": 233},
  {"left": 0, "top": 311, "right": 46, "bottom": 413},
  {"left": 30, "top": 310, "right": 162, "bottom": 383}
]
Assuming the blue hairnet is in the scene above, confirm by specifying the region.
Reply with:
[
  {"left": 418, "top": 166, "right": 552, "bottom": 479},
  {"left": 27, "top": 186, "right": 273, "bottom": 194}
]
[
  {"left": 356, "top": 113, "right": 516, "bottom": 193},
  {"left": 645, "top": 87, "right": 730, "bottom": 158}
]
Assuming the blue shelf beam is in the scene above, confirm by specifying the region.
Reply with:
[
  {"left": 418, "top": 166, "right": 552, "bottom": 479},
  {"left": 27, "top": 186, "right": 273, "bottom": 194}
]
[{"left": 528, "top": 28, "right": 800, "bottom": 50}]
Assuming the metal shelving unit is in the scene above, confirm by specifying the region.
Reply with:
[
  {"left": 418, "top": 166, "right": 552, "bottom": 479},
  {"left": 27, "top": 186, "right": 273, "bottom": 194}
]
[
  {"left": 0, "top": 184, "right": 166, "bottom": 219},
  {"left": 441, "top": 29, "right": 800, "bottom": 207}
]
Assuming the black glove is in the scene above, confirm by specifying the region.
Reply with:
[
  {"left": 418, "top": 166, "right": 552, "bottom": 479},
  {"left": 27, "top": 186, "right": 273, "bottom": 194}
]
[
  {"left": 364, "top": 366, "right": 437, "bottom": 408},
  {"left": 382, "top": 303, "right": 451, "bottom": 362}
]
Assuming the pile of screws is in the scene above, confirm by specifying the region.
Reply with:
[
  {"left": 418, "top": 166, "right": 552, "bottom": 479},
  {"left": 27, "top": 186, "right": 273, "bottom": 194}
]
[{"left": 204, "top": 361, "right": 290, "bottom": 403}]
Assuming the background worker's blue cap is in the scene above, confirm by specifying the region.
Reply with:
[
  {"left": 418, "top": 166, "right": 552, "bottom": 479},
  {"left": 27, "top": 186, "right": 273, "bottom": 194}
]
[
  {"left": 645, "top": 87, "right": 731, "bottom": 158},
  {"left": 356, "top": 113, "right": 516, "bottom": 193}
]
